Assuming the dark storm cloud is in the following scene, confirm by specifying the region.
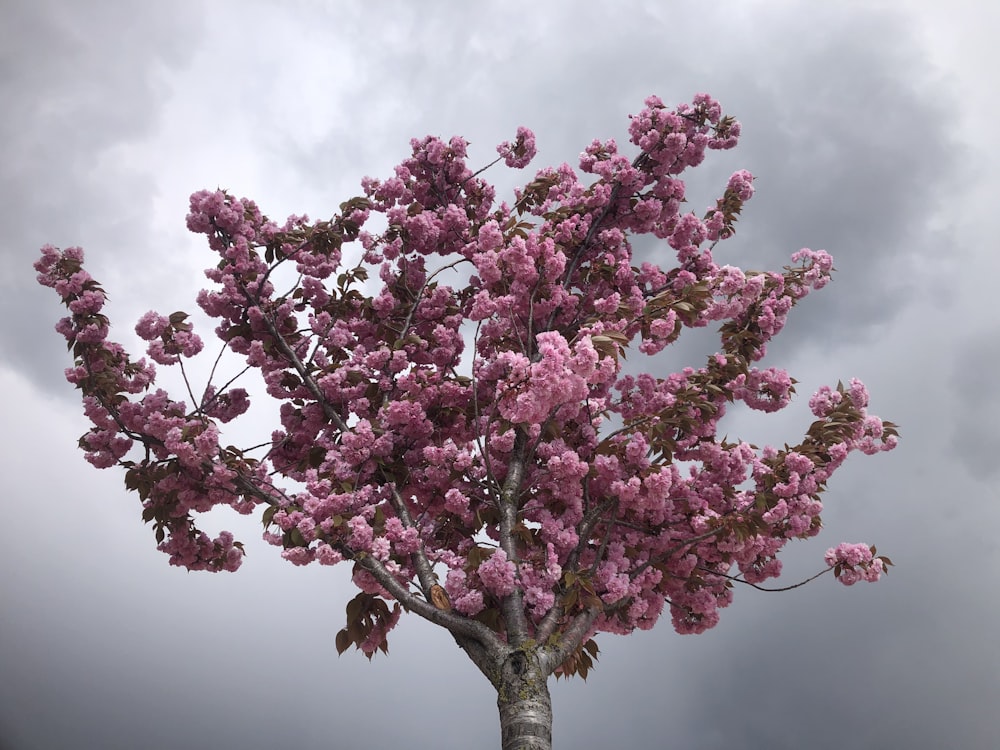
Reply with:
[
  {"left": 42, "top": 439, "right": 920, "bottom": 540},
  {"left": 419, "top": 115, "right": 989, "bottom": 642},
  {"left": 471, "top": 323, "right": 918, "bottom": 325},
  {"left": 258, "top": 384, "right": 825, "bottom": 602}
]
[
  {"left": 637, "top": 5, "right": 964, "bottom": 359},
  {"left": 0, "top": 0, "right": 203, "bottom": 389}
]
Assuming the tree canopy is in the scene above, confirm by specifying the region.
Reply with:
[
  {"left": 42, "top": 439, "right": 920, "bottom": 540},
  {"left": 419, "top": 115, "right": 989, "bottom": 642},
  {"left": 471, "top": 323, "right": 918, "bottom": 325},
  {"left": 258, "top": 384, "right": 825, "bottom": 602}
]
[{"left": 36, "top": 94, "right": 895, "bottom": 749}]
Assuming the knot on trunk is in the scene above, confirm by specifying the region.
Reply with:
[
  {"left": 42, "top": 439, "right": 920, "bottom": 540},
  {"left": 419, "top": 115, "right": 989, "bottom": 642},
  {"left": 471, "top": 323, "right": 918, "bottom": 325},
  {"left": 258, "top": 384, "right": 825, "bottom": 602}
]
[{"left": 510, "top": 649, "right": 527, "bottom": 675}]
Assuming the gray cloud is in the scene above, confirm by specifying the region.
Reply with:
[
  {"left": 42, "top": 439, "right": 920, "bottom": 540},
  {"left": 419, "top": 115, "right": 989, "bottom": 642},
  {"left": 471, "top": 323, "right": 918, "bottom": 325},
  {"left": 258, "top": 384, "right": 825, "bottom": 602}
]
[
  {"left": 949, "top": 332, "right": 1000, "bottom": 479},
  {"left": 2, "top": 1, "right": 997, "bottom": 749},
  {"left": 0, "top": 0, "right": 204, "bottom": 389}
]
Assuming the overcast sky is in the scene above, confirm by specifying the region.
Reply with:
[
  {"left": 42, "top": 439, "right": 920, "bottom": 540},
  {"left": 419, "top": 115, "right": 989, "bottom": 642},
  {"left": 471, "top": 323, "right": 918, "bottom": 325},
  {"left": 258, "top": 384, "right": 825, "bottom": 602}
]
[{"left": 2, "top": 1, "right": 999, "bottom": 748}]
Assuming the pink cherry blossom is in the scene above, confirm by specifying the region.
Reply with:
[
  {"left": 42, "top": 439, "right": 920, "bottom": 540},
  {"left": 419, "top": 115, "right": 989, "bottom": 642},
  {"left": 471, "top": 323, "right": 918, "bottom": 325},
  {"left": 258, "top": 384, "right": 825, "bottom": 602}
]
[
  {"left": 825, "top": 542, "right": 887, "bottom": 585},
  {"left": 36, "top": 94, "right": 897, "bottom": 705},
  {"left": 478, "top": 548, "right": 518, "bottom": 598}
]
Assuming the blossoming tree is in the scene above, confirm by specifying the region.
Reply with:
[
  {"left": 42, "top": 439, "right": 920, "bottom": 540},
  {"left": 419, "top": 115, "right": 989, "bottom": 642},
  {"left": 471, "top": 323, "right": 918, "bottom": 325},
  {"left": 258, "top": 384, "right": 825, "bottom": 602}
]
[{"left": 36, "top": 94, "right": 896, "bottom": 750}]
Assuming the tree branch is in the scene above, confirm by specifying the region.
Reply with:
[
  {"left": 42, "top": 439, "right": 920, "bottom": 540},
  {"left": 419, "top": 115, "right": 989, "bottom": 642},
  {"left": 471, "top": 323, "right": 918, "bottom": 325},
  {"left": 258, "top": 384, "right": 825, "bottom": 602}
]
[
  {"left": 539, "top": 605, "right": 600, "bottom": 676},
  {"left": 498, "top": 430, "right": 530, "bottom": 645},
  {"left": 385, "top": 482, "right": 439, "bottom": 596},
  {"left": 241, "top": 282, "right": 349, "bottom": 433},
  {"left": 697, "top": 564, "right": 833, "bottom": 592},
  {"left": 353, "top": 550, "right": 504, "bottom": 653}
]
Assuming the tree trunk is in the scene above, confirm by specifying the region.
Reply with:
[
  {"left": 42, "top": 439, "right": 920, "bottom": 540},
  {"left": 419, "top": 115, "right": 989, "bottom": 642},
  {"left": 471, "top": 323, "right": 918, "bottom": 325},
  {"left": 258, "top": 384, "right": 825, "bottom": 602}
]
[{"left": 497, "top": 649, "right": 553, "bottom": 750}]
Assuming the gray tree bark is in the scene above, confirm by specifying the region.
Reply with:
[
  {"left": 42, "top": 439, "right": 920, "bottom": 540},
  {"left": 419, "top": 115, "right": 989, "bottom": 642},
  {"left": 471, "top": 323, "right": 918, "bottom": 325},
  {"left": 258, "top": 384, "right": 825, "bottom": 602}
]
[{"left": 497, "top": 649, "right": 553, "bottom": 750}]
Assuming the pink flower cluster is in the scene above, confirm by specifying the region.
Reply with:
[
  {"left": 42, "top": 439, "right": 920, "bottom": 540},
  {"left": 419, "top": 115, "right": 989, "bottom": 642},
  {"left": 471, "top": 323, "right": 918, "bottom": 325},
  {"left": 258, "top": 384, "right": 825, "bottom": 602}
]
[
  {"left": 135, "top": 310, "right": 204, "bottom": 365},
  {"left": 34, "top": 244, "right": 258, "bottom": 572},
  {"left": 37, "top": 94, "right": 897, "bottom": 660},
  {"left": 825, "top": 542, "right": 885, "bottom": 585},
  {"left": 497, "top": 126, "right": 538, "bottom": 169},
  {"left": 478, "top": 549, "right": 518, "bottom": 597}
]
